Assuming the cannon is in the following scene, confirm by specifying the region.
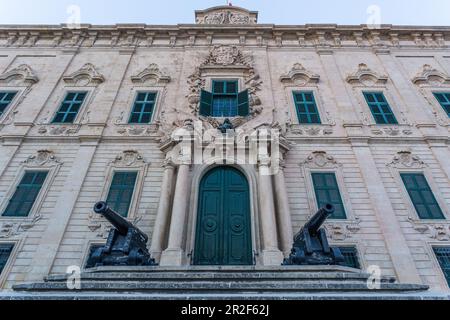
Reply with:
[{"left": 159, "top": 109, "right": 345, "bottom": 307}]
[
  {"left": 283, "top": 204, "right": 344, "bottom": 265},
  {"left": 88, "top": 201, "right": 156, "bottom": 267}
]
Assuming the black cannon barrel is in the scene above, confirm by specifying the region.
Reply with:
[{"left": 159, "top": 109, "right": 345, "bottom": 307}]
[
  {"left": 304, "top": 204, "right": 334, "bottom": 234},
  {"left": 93, "top": 201, "right": 151, "bottom": 243}
]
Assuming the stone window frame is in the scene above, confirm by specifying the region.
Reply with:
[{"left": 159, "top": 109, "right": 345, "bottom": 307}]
[
  {"left": 0, "top": 152, "right": 61, "bottom": 220},
  {"left": 0, "top": 239, "right": 23, "bottom": 288},
  {"left": 119, "top": 86, "right": 165, "bottom": 125},
  {"left": 418, "top": 87, "right": 450, "bottom": 126},
  {"left": 389, "top": 166, "right": 450, "bottom": 222},
  {"left": 300, "top": 153, "right": 356, "bottom": 221},
  {"left": 0, "top": 87, "right": 26, "bottom": 124},
  {"left": 97, "top": 152, "right": 148, "bottom": 220},
  {"left": 46, "top": 87, "right": 95, "bottom": 125},
  {"left": 425, "top": 242, "right": 450, "bottom": 290},
  {"left": 81, "top": 239, "right": 106, "bottom": 270},
  {"left": 203, "top": 76, "right": 245, "bottom": 118}
]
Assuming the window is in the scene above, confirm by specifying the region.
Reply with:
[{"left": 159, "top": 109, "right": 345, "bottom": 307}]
[
  {"left": 199, "top": 80, "right": 249, "bottom": 117},
  {"left": 2, "top": 171, "right": 48, "bottom": 217},
  {"left": 401, "top": 173, "right": 445, "bottom": 220},
  {"left": 85, "top": 244, "right": 104, "bottom": 269},
  {"left": 293, "top": 91, "right": 321, "bottom": 124},
  {"left": 129, "top": 92, "right": 157, "bottom": 124},
  {"left": 0, "top": 91, "right": 17, "bottom": 117},
  {"left": 363, "top": 92, "right": 398, "bottom": 124},
  {"left": 433, "top": 92, "right": 450, "bottom": 118},
  {"left": 105, "top": 171, "right": 138, "bottom": 217},
  {"left": 433, "top": 247, "right": 450, "bottom": 286},
  {"left": 339, "top": 246, "right": 360, "bottom": 269},
  {"left": 0, "top": 244, "right": 14, "bottom": 275},
  {"left": 52, "top": 91, "right": 87, "bottom": 124},
  {"left": 311, "top": 172, "right": 347, "bottom": 219}
]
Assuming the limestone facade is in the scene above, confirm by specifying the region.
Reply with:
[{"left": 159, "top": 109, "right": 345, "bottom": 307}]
[{"left": 0, "top": 6, "right": 449, "bottom": 292}]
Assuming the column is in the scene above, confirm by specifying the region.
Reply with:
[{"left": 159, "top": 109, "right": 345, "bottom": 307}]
[
  {"left": 352, "top": 141, "right": 422, "bottom": 284},
  {"left": 150, "top": 159, "right": 176, "bottom": 262},
  {"left": 273, "top": 161, "right": 294, "bottom": 257},
  {"left": 258, "top": 155, "right": 284, "bottom": 266},
  {"left": 159, "top": 163, "right": 191, "bottom": 266}
]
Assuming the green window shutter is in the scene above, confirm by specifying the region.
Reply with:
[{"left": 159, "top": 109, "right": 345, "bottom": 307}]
[
  {"left": 106, "top": 171, "right": 138, "bottom": 218},
  {"left": 293, "top": 91, "right": 321, "bottom": 124},
  {"left": 363, "top": 92, "right": 398, "bottom": 125},
  {"left": 0, "top": 244, "right": 14, "bottom": 275},
  {"left": 339, "top": 246, "right": 360, "bottom": 269},
  {"left": 0, "top": 91, "right": 18, "bottom": 116},
  {"left": 311, "top": 172, "right": 347, "bottom": 219},
  {"left": 237, "top": 89, "right": 249, "bottom": 116},
  {"left": 433, "top": 92, "right": 450, "bottom": 118},
  {"left": 129, "top": 92, "right": 157, "bottom": 124},
  {"left": 199, "top": 89, "right": 213, "bottom": 117},
  {"left": 433, "top": 247, "right": 450, "bottom": 286},
  {"left": 401, "top": 173, "right": 445, "bottom": 219},
  {"left": 52, "top": 91, "right": 87, "bottom": 124},
  {"left": 2, "top": 171, "right": 48, "bottom": 217}
]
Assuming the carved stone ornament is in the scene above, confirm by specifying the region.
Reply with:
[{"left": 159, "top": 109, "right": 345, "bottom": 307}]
[
  {"left": 387, "top": 150, "right": 426, "bottom": 169},
  {"left": 63, "top": 63, "right": 105, "bottom": 86},
  {"left": 346, "top": 63, "right": 388, "bottom": 86},
  {"left": 371, "top": 127, "right": 413, "bottom": 136},
  {"left": 0, "top": 214, "right": 42, "bottom": 238},
  {"left": 37, "top": 125, "right": 81, "bottom": 136},
  {"left": 131, "top": 63, "right": 171, "bottom": 85},
  {"left": 185, "top": 45, "right": 263, "bottom": 125},
  {"left": 302, "top": 151, "right": 341, "bottom": 168},
  {"left": 409, "top": 219, "right": 450, "bottom": 241},
  {"left": 0, "top": 64, "right": 39, "bottom": 86},
  {"left": 116, "top": 124, "right": 159, "bottom": 137},
  {"left": 23, "top": 150, "right": 61, "bottom": 166},
  {"left": 280, "top": 63, "right": 320, "bottom": 86},
  {"left": 288, "top": 125, "right": 333, "bottom": 136},
  {"left": 195, "top": 6, "right": 258, "bottom": 25},
  {"left": 111, "top": 150, "right": 146, "bottom": 167},
  {"left": 412, "top": 64, "right": 450, "bottom": 87}
]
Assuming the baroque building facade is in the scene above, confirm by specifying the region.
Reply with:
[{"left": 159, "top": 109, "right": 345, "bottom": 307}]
[{"left": 0, "top": 6, "right": 450, "bottom": 294}]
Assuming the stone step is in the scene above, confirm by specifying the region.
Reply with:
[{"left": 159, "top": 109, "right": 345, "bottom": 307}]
[
  {"left": 14, "top": 280, "right": 428, "bottom": 293},
  {"left": 45, "top": 271, "right": 387, "bottom": 283}
]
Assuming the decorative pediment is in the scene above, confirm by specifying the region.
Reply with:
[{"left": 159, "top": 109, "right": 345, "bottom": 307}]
[
  {"left": 412, "top": 64, "right": 450, "bottom": 86},
  {"left": 195, "top": 6, "right": 258, "bottom": 25},
  {"left": 131, "top": 63, "right": 171, "bottom": 85},
  {"left": 63, "top": 63, "right": 105, "bottom": 86},
  {"left": 201, "top": 45, "right": 251, "bottom": 68},
  {"left": 0, "top": 64, "right": 38, "bottom": 86},
  {"left": 302, "top": 151, "right": 341, "bottom": 168},
  {"left": 23, "top": 150, "right": 61, "bottom": 167},
  {"left": 280, "top": 63, "right": 320, "bottom": 86},
  {"left": 110, "top": 150, "right": 147, "bottom": 167},
  {"left": 346, "top": 63, "right": 388, "bottom": 86},
  {"left": 387, "top": 150, "right": 426, "bottom": 169}
]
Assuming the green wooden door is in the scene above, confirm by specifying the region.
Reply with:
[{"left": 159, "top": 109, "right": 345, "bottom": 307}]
[{"left": 194, "top": 166, "right": 253, "bottom": 265}]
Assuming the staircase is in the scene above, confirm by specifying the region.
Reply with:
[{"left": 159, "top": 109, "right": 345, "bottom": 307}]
[{"left": 5, "top": 265, "right": 449, "bottom": 300}]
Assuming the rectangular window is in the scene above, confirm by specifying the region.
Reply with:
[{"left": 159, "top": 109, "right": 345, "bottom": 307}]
[
  {"left": 2, "top": 171, "right": 48, "bottom": 217},
  {"left": 433, "top": 92, "right": 450, "bottom": 118},
  {"left": 363, "top": 92, "right": 398, "bottom": 124},
  {"left": 0, "top": 244, "right": 14, "bottom": 275},
  {"left": 311, "top": 172, "right": 347, "bottom": 219},
  {"left": 52, "top": 91, "right": 87, "bottom": 124},
  {"left": 105, "top": 171, "right": 138, "bottom": 217},
  {"left": 129, "top": 92, "right": 157, "bottom": 124},
  {"left": 0, "top": 91, "right": 17, "bottom": 117},
  {"left": 293, "top": 91, "right": 321, "bottom": 124},
  {"left": 433, "top": 247, "right": 450, "bottom": 286},
  {"left": 199, "top": 80, "right": 249, "bottom": 117},
  {"left": 339, "top": 246, "right": 360, "bottom": 269},
  {"left": 401, "top": 173, "right": 445, "bottom": 220}
]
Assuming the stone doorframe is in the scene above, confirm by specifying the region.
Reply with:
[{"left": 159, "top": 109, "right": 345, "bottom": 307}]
[{"left": 185, "top": 162, "right": 261, "bottom": 266}]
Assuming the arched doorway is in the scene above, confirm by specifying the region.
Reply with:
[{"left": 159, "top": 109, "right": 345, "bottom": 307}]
[{"left": 194, "top": 166, "right": 253, "bottom": 265}]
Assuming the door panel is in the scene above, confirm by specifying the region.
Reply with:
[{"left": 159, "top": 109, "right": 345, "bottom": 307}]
[{"left": 194, "top": 167, "right": 252, "bottom": 265}]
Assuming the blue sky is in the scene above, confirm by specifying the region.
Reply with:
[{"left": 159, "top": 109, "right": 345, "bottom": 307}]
[{"left": 0, "top": 0, "right": 449, "bottom": 26}]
